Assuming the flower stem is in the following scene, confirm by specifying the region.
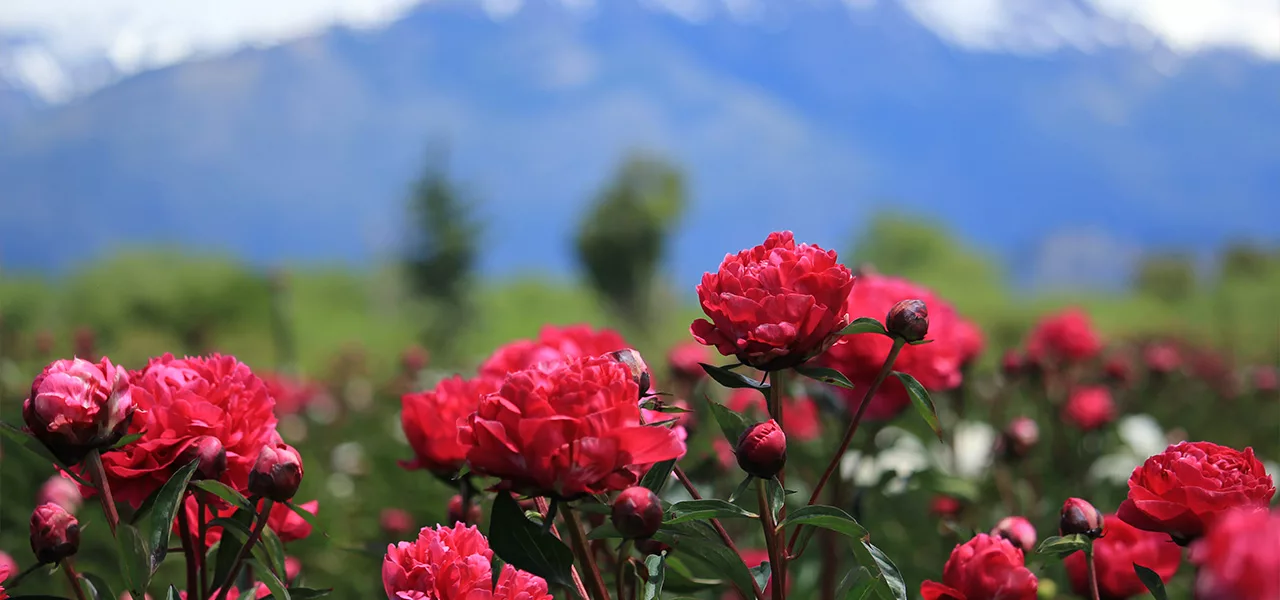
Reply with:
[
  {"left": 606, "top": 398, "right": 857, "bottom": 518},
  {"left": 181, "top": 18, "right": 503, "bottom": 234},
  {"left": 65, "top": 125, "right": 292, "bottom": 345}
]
[
  {"left": 197, "top": 494, "right": 210, "bottom": 600},
  {"left": 85, "top": 450, "right": 119, "bottom": 537},
  {"left": 177, "top": 494, "right": 199, "bottom": 599},
  {"left": 755, "top": 479, "right": 784, "bottom": 600},
  {"left": 615, "top": 539, "right": 633, "bottom": 600},
  {"left": 212, "top": 496, "right": 271, "bottom": 600},
  {"left": 767, "top": 369, "right": 787, "bottom": 591},
  {"left": 62, "top": 560, "right": 88, "bottom": 600},
  {"left": 672, "top": 466, "right": 766, "bottom": 600},
  {"left": 788, "top": 338, "right": 905, "bottom": 555},
  {"left": 562, "top": 508, "right": 611, "bottom": 600},
  {"left": 460, "top": 476, "right": 475, "bottom": 526},
  {"left": 535, "top": 497, "right": 591, "bottom": 600},
  {"left": 1086, "top": 548, "right": 1101, "bottom": 600}
]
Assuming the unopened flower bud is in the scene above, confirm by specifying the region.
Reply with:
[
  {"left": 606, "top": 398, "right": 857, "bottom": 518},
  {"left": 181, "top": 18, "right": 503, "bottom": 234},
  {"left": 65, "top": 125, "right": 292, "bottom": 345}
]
[
  {"left": 1000, "top": 417, "right": 1039, "bottom": 460},
  {"left": 285, "top": 556, "right": 302, "bottom": 582},
  {"left": 248, "top": 443, "right": 303, "bottom": 502},
  {"left": 609, "top": 348, "right": 652, "bottom": 398},
  {"left": 991, "top": 516, "right": 1037, "bottom": 555},
  {"left": 929, "top": 495, "right": 963, "bottom": 519},
  {"left": 611, "top": 486, "right": 663, "bottom": 540},
  {"left": 1001, "top": 350, "right": 1024, "bottom": 378},
  {"left": 36, "top": 475, "right": 83, "bottom": 514},
  {"left": 885, "top": 299, "right": 929, "bottom": 343},
  {"left": 401, "top": 345, "right": 429, "bottom": 375},
  {"left": 736, "top": 420, "right": 787, "bottom": 479},
  {"left": 1059, "top": 498, "right": 1104, "bottom": 539},
  {"left": 380, "top": 508, "right": 415, "bottom": 535},
  {"left": 448, "top": 495, "right": 482, "bottom": 525},
  {"left": 179, "top": 436, "right": 228, "bottom": 481},
  {"left": 23, "top": 357, "right": 135, "bottom": 465},
  {"left": 1103, "top": 355, "right": 1132, "bottom": 385},
  {"left": 30, "top": 503, "right": 79, "bottom": 564}
]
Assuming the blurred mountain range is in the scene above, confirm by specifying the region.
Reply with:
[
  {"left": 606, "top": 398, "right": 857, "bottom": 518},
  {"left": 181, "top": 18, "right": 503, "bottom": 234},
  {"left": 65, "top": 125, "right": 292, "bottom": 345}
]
[{"left": 1, "top": 1, "right": 1277, "bottom": 288}]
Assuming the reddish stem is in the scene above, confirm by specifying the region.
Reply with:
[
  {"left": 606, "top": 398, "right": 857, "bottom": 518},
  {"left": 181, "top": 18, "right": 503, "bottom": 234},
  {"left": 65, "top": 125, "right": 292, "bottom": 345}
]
[
  {"left": 535, "top": 497, "right": 591, "bottom": 600},
  {"left": 212, "top": 497, "right": 270, "bottom": 600},
  {"left": 85, "top": 450, "right": 119, "bottom": 537},
  {"left": 1086, "top": 549, "right": 1101, "bottom": 600},
  {"left": 672, "top": 465, "right": 766, "bottom": 600},
  {"left": 177, "top": 495, "right": 199, "bottom": 599},
  {"left": 62, "top": 559, "right": 88, "bottom": 600},
  {"left": 766, "top": 369, "right": 788, "bottom": 591},
  {"left": 197, "top": 494, "right": 210, "bottom": 600},
  {"left": 755, "top": 479, "right": 784, "bottom": 600},
  {"left": 562, "top": 508, "right": 611, "bottom": 600}
]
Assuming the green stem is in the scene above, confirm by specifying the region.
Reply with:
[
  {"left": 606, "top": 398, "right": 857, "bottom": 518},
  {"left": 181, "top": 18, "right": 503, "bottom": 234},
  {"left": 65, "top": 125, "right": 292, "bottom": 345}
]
[
  {"left": 767, "top": 369, "right": 788, "bottom": 592},
  {"left": 671, "top": 466, "right": 766, "bottom": 600},
  {"left": 197, "top": 495, "right": 210, "bottom": 600},
  {"left": 212, "top": 497, "right": 271, "bottom": 600},
  {"left": 755, "top": 479, "right": 784, "bottom": 600},
  {"left": 534, "top": 497, "right": 591, "bottom": 600},
  {"left": 178, "top": 494, "right": 198, "bottom": 599},
  {"left": 562, "top": 508, "right": 611, "bottom": 600},
  {"left": 1086, "top": 548, "right": 1100, "bottom": 600},
  {"left": 615, "top": 540, "right": 632, "bottom": 600}
]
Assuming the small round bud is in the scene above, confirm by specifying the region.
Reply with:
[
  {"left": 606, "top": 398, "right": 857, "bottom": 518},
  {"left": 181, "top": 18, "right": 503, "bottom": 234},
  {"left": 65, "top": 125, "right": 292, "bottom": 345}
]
[
  {"left": 380, "top": 508, "right": 415, "bottom": 535},
  {"left": 448, "top": 495, "right": 482, "bottom": 525},
  {"left": 929, "top": 495, "right": 963, "bottom": 519},
  {"left": 23, "top": 357, "right": 135, "bottom": 465},
  {"left": 736, "top": 420, "right": 787, "bottom": 479},
  {"left": 885, "top": 299, "right": 929, "bottom": 343},
  {"left": 991, "top": 516, "right": 1037, "bottom": 555},
  {"left": 609, "top": 349, "right": 652, "bottom": 398},
  {"left": 1059, "top": 498, "right": 1104, "bottom": 539},
  {"left": 37, "top": 475, "right": 83, "bottom": 514},
  {"left": 1001, "top": 350, "right": 1024, "bottom": 378},
  {"left": 401, "top": 345, "right": 429, "bottom": 374},
  {"left": 285, "top": 556, "right": 302, "bottom": 582},
  {"left": 30, "top": 502, "right": 79, "bottom": 564},
  {"left": 1103, "top": 355, "right": 1132, "bottom": 385},
  {"left": 1000, "top": 417, "right": 1039, "bottom": 460},
  {"left": 248, "top": 443, "right": 304, "bottom": 502},
  {"left": 179, "top": 436, "right": 228, "bottom": 481},
  {"left": 611, "top": 487, "right": 663, "bottom": 540}
]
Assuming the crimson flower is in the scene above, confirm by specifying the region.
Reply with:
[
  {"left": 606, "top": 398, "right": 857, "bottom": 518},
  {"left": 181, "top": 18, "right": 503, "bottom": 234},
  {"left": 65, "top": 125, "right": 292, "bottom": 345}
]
[
  {"left": 1025, "top": 308, "right": 1102, "bottom": 365},
  {"left": 1065, "top": 514, "right": 1181, "bottom": 600},
  {"left": 1191, "top": 508, "right": 1280, "bottom": 600},
  {"left": 479, "top": 324, "right": 627, "bottom": 378},
  {"left": 24, "top": 357, "right": 134, "bottom": 464},
  {"left": 920, "top": 534, "right": 1037, "bottom": 600},
  {"left": 400, "top": 375, "right": 500, "bottom": 474},
  {"left": 1062, "top": 386, "right": 1116, "bottom": 431},
  {"left": 382, "top": 523, "right": 552, "bottom": 600}
]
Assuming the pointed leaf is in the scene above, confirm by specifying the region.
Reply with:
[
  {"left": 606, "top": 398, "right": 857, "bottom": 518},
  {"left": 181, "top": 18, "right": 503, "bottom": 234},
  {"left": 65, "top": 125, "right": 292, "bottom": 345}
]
[
  {"left": 776, "top": 505, "right": 868, "bottom": 540},
  {"left": 0, "top": 423, "right": 91, "bottom": 486},
  {"left": 706, "top": 399, "right": 750, "bottom": 448},
  {"left": 189, "top": 480, "right": 252, "bottom": 510},
  {"left": 81, "top": 573, "right": 115, "bottom": 600},
  {"left": 1036, "top": 534, "right": 1091, "bottom": 559},
  {"left": 851, "top": 541, "right": 907, "bottom": 600},
  {"left": 908, "top": 339, "right": 933, "bottom": 346},
  {"left": 642, "top": 553, "right": 666, "bottom": 600},
  {"left": 640, "top": 459, "right": 677, "bottom": 494},
  {"left": 765, "top": 478, "right": 786, "bottom": 520},
  {"left": 893, "top": 372, "right": 942, "bottom": 441},
  {"left": 700, "top": 363, "right": 769, "bottom": 393},
  {"left": 145, "top": 459, "right": 200, "bottom": 573},
  {"left": 749, "top": 561, "right": 771, "bottom": 592},
  {"left": 211, "top": 509, "right": 255, "bottom": 591},
  {"left": 793, "top": 366, "right": 856, "bottom": 390},
  {"left": 587, "top": 522, "right": 623, "bottom": 540},
  {"left": 282, "top": 501, "right": 322, "bottom": 530},
  {"left": 651, "top": 530, "right": 756, "bottom": 598},
  {"left": 839, "top": 318, "right": 888, "bottom": 336},
  {"left": 260, "top": 524, "right": 289, "bottom": 580},
  {"left": 488, "top": 492, "right": 575, "bottom": 589},
  {"left": 115, "top": 523, "right": 150, "bottom": 598},
  {"left": 247, "top": 558, "right": 289, "bottom": 600},
  {"left": 265, "top": 590, "right": 332, "bottom": 600},
  {"left": 665, "top": 500, "right": 758, "bottom": 525},
  {"left": 111, "top": 432, "right": 144, "bottom": 449},
  {"left": 165, "top": 585, "right": 181, "bottom": 600},
  {"left": 728, "top": 475, "right": 754, "bottom": 504},
  {"left": 1133, "top": 563, "right": 1168, "bottom": 600}
]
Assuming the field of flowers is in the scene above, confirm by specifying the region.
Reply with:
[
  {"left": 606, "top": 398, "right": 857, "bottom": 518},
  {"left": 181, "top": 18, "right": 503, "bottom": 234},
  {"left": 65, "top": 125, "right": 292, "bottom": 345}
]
[{"left": 0, "top": 230, "right": 1277, "bottom": 599}]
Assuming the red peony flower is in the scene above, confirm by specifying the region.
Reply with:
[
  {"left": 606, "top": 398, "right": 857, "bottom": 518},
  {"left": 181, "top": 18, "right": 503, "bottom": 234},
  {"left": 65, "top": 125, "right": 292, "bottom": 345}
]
[
  {"left": 260, "top": 372, "right": 322, "bottom": 417},
  {"left": 37, "top": 475, "right": 82, "bottom": 514},
  {"left": 382, "top": 523, "right": 551, "bottom": 600},
  {"left": 952, "top": 319, "right": 986, "bottom": 367},
  {"left": 920, "top": 534, "right": 1037, "bottom": 600},
  {"left": 1191, "top": 508, "right": 1280, "bottom": 600},
  {"left": 667, "top": 341, "right": 710, "bottom": 382},
  {"left": 1117, "top": 441, "right": 1275, "bottom": 543},
  {"left": 400, "top": 375, "right": 500, "bottom": 474},
  {"left": 1103, "top": 355, "right": 1133, "bottom": 386},
  {"left": 24, "top": 357, "right": 135, "bottom": 464},
  {"left": 1062, "top": 386, "right": 1116, "bottom": 431},
  {"left": 991, "top": 517, "right": 1037, "bottom": 556},
  {"left": 460, "top": 354, "right": 686, "bottom": 498},
  {"left": 1065, "top": 514, "right": 1181, "bottom": 600},
  {"left": 0, "top": 550, "right": 17, "bottom": 586},
  {"left": 692, "top": 231, "right": 855, "bottom": 371},
  {"left": 1025, "top": 308, "right": 1102, "bottom": 365},
  {"left": 725, "top": 388, "right": 820, "bottom": 441},
  {"left": 1254, "top": 366, "right": 1278, "bottom": 393},
  {"left": 930, "top": 496, "right": 963, "bottom": 519},
  {"left": 1143, "top": 343, "right": 1182, "bottom": 375},
  {"left": 381, "top": 508, "right": 415, "bottom": 536},
  {"left": 818, "top": 274, "right": 970, "bottom": 421},
  {"left": 86, "top": 354, "right": 280, "bottom": 508},
  {"left": 479, "top": 324, "right": 628, "bottom": 378}
]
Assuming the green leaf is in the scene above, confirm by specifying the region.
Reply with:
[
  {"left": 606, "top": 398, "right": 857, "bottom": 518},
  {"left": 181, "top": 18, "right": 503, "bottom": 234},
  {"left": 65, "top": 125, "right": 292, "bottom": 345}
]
[
  {"left": 699, "top": 363, "right": 770, "bottom": 392},
  {"left": 893, "top": 372, "right": 942, "bottom": 441},
  {"left": 793, "top": 366, "right": 856, "bottom": 390},
  {"left": 1133, "top": 563, "right": 1168, "bottom": 600},
  {"left": 642, "top": 553, "right": 666, "bottom": 600},
  {"left": 776, "top": 505, "right": 868, "bottom": 540},
  {"left": 111, "top": 432, "right": 144, "bottom": 449},
  {"left": 264, "top": 589, "right": 332, "bottom": 600},
  {"left": 748, "top": 561, "right": 771, "bottom": 592},
  {"left": 728, "top": 475, "right": 754, "bottom": 504},
  {"left": 840, "top": 567, "right": 878, "bottom": 600},
  {"left": 211, "top": 509, "right": 255, "bottom": 591},
  {"left": 851, "top": 541, "right": 907, "bottom": 600},
  {"left": 145, "top": 459, "right": 200, "bottom": 574},
  {"left": 586, "top": 522, "right": 623, "bottom": 540},
  {"left": 81, "top": 572, "right": 115, "bottom": 600},
  {"left": 1036, "top": 534, "right": 1092, "bottom": 559},
  {"left": 908, "top": 339, "right": 933, "bottom": 346},
  {"left": 665, "top": 500, "right": 758, "bottom": 525},
  {"left": 259, "top": 523, "right": 289, "bottom": 580},
  {"left": 651, "top": 530, "right": 756, "bottom": 598},
  {"left": 661, "top": 556, "right": 723, "bottom": 592},
  {"left": 488, "top": 492, "right": 575, "bottom": 590},
  {"left": 189, "top": 480, "right": 252, "bottom": 510},
  {"left": 115, "top": 523, "right": 151, "bottom": 598},
  {"left": 247, "top": 558, "right": 290, "bottom": 600},
  {"left": 0, "top": 423, "right": 91, "bottom": 486},
  {"left": 839, "top": 317, "right": 888, "bottom": 336},
  {"left": 706, "top": 399, "right": 750, "bottom": 450},
  {"left": 282, "top": 501, "right": 321, "bottom": 530},
  {"left": 765, "top": 478, "right": 786, "bottom": 520},
  {"left": 639, "top": 459, "right": 677, "bottom": 494},
  {"left": 165, "top": 585, "right": 181, "bottom": 600},
  {"left": 640, "top": 400, "right": 693, "bottom": 414}
]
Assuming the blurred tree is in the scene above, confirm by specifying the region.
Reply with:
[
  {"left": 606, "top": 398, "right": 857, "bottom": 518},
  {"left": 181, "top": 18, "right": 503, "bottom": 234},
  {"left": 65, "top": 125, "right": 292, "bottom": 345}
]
[
  {"left": 403, "top": 150, "right": 481, "bottom": 361},
  {"left": 1133, "top": 253, "right": 1196, "bottom": 305},
  {"left": 1219, "top": 243, "right": 1273, "bottom": 281},
  {"left": 575, "top": 153, "right": 686, "bottom": 333}
]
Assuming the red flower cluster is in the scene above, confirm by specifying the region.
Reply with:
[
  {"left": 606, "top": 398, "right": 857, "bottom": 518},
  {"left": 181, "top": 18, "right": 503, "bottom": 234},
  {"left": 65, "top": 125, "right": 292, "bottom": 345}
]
[
  {"left": 1065, "top": 514, "right": 1181, "bottom": 600},
  {"left": 1192, "top": 508, "right": 1280, "bottom": 600},
  {"left": 819, "top": 274, "right": 976, "bottom": 421},
  {"left": 1062, "top": 386, "right": 1116, "bottom": 431},
  {"left": 460, "top": 354, "right": 686, "bottom": 498},
  {"left": 479, "top": 324, "right": 627, "bottom": 378},
  {"left": 692, "top": 231, "right": 855, "bottom": 371},
  {"left": 400, "top": 376, "right": 500, "bottom": 474},
  {"left": 94, "top": 354, "right": 282, "bottom": 507},
  {"left": 260, "top": 372, "right": 323, "bottom": 416},
  {"left": 1118, "top": 441, "right": 1274, "bottom": 542},
  {"left": 382, "top": 523, "right": 552, "bottom": 600},
  {"left": 920, "top": 534, "right": 1037, "bottom": 600},
  {"left": 667, "top": 341, "right": 710, "bottom": 383},
  {"left": 1025, "top": 308, "right": 1102, "bottom": 365}
]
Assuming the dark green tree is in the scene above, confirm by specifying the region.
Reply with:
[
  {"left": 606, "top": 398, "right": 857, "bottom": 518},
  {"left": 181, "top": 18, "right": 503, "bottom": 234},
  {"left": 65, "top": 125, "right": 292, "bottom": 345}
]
[
  {"left": 1133, "top": 253, "right": 1196, "bottom": 304},
  {"left": 575, "top": 153, "right": 686, "bottom": 331},
  {"left": 403, "top": 152, "right": 481, "bottom": 360}
]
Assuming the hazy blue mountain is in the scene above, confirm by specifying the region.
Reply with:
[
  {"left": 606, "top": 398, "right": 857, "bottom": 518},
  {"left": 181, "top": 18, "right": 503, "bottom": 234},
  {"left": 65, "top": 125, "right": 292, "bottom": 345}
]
[{"left": 2, "top": 0, "right": 1277, "bottom": 288}]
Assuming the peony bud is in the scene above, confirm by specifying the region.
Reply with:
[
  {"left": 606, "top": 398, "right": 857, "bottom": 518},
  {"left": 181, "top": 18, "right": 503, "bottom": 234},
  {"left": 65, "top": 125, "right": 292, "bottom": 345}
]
[
  {"left": 611, "top": 487, "right": 663, "bottom": 540},
  {"left": 1059, "top": 498, "right": 1104, "bottom": 539},
  {"left": 36, "top": 475, "right": 83, "bottom": 514},
  {"left": 991, "top": 516, "right": 1037, "bottom": 555},
  {"left": 248, "top": 443, "right": 304, "bottom": 502},
  {"left": 736, "top": 420, "right": 787, "bottom": 479},
  {"left": 23, "top": 357, "right": 135, "bottom": 465},
  {"left": 380, "top": 508, "right": 415, "bottom": 535},
  {"left": 285, "top": 555, "right": 302, "bottom": 583},
  {"left": 178, "top": 436, "right": 228, "bottom": 481},
  {"left": 929, "top": 495, "right": 963, "bottom": 519},
  {"left": 447, "top": 495, "right": 482, "bottom": 525},
  {"left": 1000, "top": 350, "right": 1024, "bottom": 378},
  {"left": 30, "top": 502, "right": 79, "bottom": 564},
  {"left": 1000, "top": 417, "right": 1039, "bottom": 460},
  {"left": 401, "top": 345, "right": 429, "bottom": 375},
  {"left": 885, "top": 299, "right": 929, "bottom": 343},
  {"left": 609, "top": 348, "right": 652, "bottom": 398}
]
